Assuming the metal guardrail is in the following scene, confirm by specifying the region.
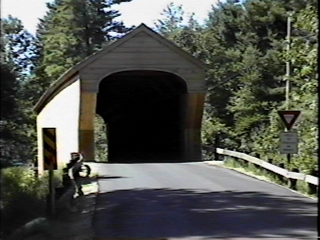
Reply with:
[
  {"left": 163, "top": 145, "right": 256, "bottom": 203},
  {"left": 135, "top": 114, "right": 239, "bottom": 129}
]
[{"left": 203, "top": 146, "right": 318, "bottom": 186}]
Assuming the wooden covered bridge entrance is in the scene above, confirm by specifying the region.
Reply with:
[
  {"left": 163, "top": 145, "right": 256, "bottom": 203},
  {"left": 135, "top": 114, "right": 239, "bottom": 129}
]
[{"left": 34, "top": 24, "right": 207, "bottom": 172}]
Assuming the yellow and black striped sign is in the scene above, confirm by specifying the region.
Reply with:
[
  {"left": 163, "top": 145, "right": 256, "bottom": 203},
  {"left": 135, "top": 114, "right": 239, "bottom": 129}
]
[{"left": 42, "top": 128, "right": 57, "bottom": 170}]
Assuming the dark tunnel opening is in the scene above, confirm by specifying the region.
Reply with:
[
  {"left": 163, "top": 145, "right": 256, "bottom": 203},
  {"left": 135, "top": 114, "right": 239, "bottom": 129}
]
[{"left": 96, "top": 70, "right": 188, "bottom": 163}]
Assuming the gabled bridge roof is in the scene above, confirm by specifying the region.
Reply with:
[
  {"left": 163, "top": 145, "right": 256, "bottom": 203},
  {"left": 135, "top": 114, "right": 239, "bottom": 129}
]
[{"left": 34, "top": 23, "right": 208, "bottom": 114}]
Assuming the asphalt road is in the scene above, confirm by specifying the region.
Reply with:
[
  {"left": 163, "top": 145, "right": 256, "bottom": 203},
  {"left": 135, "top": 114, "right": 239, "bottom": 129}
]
[{"left": 92, "top": 162, "right": 317, "bottom": 239}]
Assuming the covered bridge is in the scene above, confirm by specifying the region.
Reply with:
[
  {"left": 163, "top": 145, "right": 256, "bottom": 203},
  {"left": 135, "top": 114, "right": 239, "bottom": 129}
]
[{"left": 34, "top": 24, "right": 208, "bottom": 172}]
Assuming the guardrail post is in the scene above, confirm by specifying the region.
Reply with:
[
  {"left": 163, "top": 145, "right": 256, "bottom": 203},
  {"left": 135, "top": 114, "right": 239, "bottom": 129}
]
[
  {"left": 267, "top": 158, "right": 275, "bottom": 178},
  {"left": 240, "top": 156, "right": 246, "bottom": 168},
  {"left": 278, "top": 163, "right": 285, "bottom": 183},
  {"left": 214, "top": 135, "right": 220, "bottom": 160},
  {"left": 288, "top": 168, "right": 299, "bottom": 190},
  {"left": 308, "top": 169, "right": 318, "bottom": 195},
  {"left": 253, "top": 153, "right": 261, "bottom": 172}
]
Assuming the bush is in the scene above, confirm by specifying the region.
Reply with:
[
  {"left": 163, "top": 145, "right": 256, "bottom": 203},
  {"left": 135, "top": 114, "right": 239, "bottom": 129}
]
[{"left": 0, "top": 167, "right": 60, "bottom": 236}]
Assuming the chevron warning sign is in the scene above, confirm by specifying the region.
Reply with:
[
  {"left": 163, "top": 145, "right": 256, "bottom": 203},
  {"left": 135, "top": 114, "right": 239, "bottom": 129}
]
[{"left": 42, "top": 128, "right": 57, "bottom": 170}]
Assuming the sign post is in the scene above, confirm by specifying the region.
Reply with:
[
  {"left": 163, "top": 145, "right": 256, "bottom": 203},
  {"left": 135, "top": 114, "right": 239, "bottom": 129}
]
[
  {"left": 42, "top": 128, "right": 57, "bottom": 217},
  {"left": 49, "top": 159, "right": 56, "bottom": 217},
  {"left": 277, "top": 111, "right": 301, "bottom": 165}
]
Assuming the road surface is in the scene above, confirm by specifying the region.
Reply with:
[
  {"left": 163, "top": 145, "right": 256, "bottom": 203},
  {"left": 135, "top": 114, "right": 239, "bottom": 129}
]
[{"left": 92, "top": 162, "right": 317, "bottom": 239}]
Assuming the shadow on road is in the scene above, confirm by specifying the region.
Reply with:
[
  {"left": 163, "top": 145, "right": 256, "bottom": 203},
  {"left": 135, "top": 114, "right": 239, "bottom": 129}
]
[
  {"left": 93, "top": 188, "right": 317, "bottom": 239},
  {"left": 97, "top": 176, "right": 126, "bottom": 180}
]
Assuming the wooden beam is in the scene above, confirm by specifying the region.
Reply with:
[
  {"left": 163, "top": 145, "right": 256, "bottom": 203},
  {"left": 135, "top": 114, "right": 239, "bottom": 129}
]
[
  {"left": 184, "top": 92, "right": 205, "bottom": 160},
  {"left": 79, "top": 92, "right": 97, "bottom": 160}
]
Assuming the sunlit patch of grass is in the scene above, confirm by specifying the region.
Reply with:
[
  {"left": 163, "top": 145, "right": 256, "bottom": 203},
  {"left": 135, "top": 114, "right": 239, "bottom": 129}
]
[
  {"left": 223, "top": 158, "right": 273, "bottom": 182},
  {"left": 222, "top": 157, "right": 317, "bottom": 199}
]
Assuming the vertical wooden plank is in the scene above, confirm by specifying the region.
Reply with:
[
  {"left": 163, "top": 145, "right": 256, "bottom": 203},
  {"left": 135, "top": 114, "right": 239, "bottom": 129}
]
[
  {"left": 183, "top": 92, "right": 205, "bottom": 161},
  {"left": 48, "top": 159, "right": 56, "bottom": 217},
  {"left": 79, "top": 92, "right": 97, "bottom": 161},
  {"left": 37, "top": 121, "right": 44, "bottom": 175}
]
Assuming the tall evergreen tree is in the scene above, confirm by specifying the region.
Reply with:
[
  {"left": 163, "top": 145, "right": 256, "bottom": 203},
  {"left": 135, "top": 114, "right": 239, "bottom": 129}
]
[
  {"left": 38, "top": 0, "right": 133, "bottom": 81},
  {"left": 0, "top": 63, "right": 18, "bottom": 122},
  {"left": 0, "top": 16, "right": 37, "bottom": 166},
  {"left": 154, "top": 2, "right": 185, "bottom": 39}
]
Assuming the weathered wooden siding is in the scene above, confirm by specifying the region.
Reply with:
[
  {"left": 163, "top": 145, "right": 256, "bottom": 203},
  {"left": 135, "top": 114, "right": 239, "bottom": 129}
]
[
  {"left": 80, "top": 32, "right": 205, "bottom": 93},
  {"left": 79, "top": 92, "right": 97, "bottom": 160},
  {"left": 184, "top": 92, "right": 206, "bottom": 160},
  {"left": 37, "top": 79, "right": 80, "bottom": 173}
]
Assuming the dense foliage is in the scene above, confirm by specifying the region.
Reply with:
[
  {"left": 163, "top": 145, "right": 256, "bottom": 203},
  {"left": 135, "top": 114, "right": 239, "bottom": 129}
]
[
  {"left": 0, "top": 0, "right": 317, "bottom": 175},
  {"left": 0, "top": 16, "right": 38, "bottom": 167},
  {"left": 155, "top": 0, "right": 318, "bottom": 173},
  {"left": 0, "top": 167, "right": 48, "bottom": 235},
  {"left": 0, "top": 167, "right": 64, "bottom": 236}
]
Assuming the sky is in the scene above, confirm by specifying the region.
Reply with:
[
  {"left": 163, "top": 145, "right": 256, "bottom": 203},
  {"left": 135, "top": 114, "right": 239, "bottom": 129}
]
[{"left": 1, "top": 0, "right": 218, "bottom": 35}]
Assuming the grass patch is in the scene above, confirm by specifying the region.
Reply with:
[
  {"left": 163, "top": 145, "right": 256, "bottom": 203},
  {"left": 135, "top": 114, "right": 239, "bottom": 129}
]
[
  {"left": 224, "top": 157, "right": 274, "bottom": 182},
  {"left": 222, "top": 157, "right": 317, "bottom": 199},
  {"left": 0, "top": 166, "right": 62, "bottom": 237}
]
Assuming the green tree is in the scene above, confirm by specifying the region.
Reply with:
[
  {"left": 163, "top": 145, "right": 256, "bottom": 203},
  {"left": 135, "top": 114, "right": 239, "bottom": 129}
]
[
  {"left": 0, "top": 16, "right": 36, "bottom": 73},
  {"left": 0, "top": 63, "right": 18, "bottom": 122},
  {"left": 0, "top": 16, "right": 37, "bottom": 166},
  {"left": 154, "top": 2, "right": 205, "bottom": 57},
  {"left": 38, "top": 0, "right": 133, "bottom": 81},
  {"left": 202, "top": 0, "right": 305, "bottom": 153},
  {"left": 278, "top": 4, "right": 317, "bottom": 172},
  {"left": 154, "top": 2, "right": 185, "bottom": 38}
]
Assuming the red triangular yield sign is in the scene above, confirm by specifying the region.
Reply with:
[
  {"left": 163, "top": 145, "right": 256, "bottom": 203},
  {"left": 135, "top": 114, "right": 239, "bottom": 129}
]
[{"left": 277, "top": 110, "right": 301, "bottom": 130}]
